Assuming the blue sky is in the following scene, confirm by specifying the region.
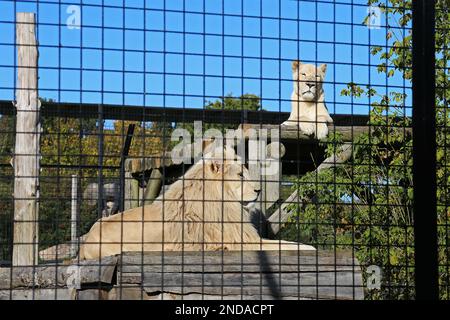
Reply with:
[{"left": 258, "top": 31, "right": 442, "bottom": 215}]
[{"left": 0, "top": 0, "right": 412, "bottom": 116}]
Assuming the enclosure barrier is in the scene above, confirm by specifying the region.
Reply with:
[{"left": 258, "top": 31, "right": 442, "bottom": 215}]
[
  {"left": 0, "top": 0, "right": 445, "bottom": 302},
  {"left": 0, "top": 251, "right": 363, "bottom": 300}
]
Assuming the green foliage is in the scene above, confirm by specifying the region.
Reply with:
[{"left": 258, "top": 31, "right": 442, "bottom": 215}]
[
  {"left": 207, "top": 93, "right": 262, "bottom": 112},
  {"left": 175, "top": 93, "right": 262, "bottom": 135},
  {"left": 0, "top": 168, "right": 13, "bottom": 263},
  {"left": 280, "top": 118, "right": 415, "bottom": 299},
  {"left": 0, "top": 116, "right": 14, "bottom": 262},
  {"left": 281, "top": 0, "right": 450, "bottom": 299},
  {"left": 0, "top": 115, "right": 14, "bottom": 165}
]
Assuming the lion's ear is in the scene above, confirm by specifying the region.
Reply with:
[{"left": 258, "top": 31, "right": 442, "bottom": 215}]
[
  {"left": 202, "top": 139, "right": 214, "bottom": 154},
  {"left": 209, "top": 160, "right": 222, "bottom": 174},
  {"left": 319, "top": 63, "right": 327, "bottom": 74},
  {"left": 292, "top": 60, "right": 301, "bottom": 72}
]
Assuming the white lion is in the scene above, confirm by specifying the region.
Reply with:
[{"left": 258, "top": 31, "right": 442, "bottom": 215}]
[
  {"left": 79, "top": 146, "right": 315, "bottom": 260},
  {"left": 282, "top": 60, "right": 333, "bottom": 139}
]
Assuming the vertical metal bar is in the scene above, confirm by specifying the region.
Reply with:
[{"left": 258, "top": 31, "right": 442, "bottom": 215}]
[
  {"left": 98, "top": 103, "right": 104, "bottom": 218},
  {"left": 412, "top": 0, "right": 439, "bottom": 300},
  {"left": 70, "top": 175, "right": 78, "bottom": 257},
  {"left": 119, "top": 124, "right": 135, "bottom": 212}
]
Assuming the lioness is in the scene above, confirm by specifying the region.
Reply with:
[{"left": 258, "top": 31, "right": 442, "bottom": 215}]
[
  {"left": 79, "top": 146, "right": 315, "bottom": 260},
  {"left": 282, "top": 60, "right": 333, "bottom": 139}
]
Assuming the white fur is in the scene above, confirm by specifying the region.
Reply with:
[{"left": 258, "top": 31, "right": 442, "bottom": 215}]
[
  {"left": 79, "top": 146, "right": 315, "bottom": 260},
  {"left": 282, "top": 60, "right": 333, "bottom": 139}
]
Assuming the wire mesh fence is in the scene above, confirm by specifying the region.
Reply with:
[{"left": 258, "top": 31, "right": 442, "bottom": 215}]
[{"left": 0, "top": 0, "right": 447, "bottom": 301}]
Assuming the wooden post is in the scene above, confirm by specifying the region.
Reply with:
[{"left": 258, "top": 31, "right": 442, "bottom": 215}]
[
  {"left": 70, "top": 175, "right": 79, "bottom": 257},
  {"left": 261, "top": 142, "right": 285, "bottom": 214},
  {"left": 143, "top": 168, "right": 163, "bottom": 205},
  {"left": 124, "top": 172, "right": 139, "bottom": 210},
  {"left": 248, "top": 139, "right": 285, "bottom": 217},
  {"left": 12, "top": 12, "right": 40, "bottom": 266},
  {"left": 267, "top": 143, "right": 352, "bottom": 236}
]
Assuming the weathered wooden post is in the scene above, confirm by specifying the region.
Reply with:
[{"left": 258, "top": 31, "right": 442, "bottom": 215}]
[
  {"left": 267, "top": 143, "right": 353, "bottom": 236},
  {"left": 12, "top": 12, "right": 40, "bottom": 266},
  {"left": 248, "top": 130, "right": 285, "bottom": 218},
  {"left": 143, "top": 169, "right": 163, "bottom": 205},
  {"left": 124, "top": 172, "right": 139, "bottom": 210}
]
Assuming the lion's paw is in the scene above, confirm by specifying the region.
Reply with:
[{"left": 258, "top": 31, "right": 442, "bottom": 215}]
[
  {"left": 211, "top": 245, "right": 229, "bottom": 251},
  {"left": 315, "top": 122, "right": 329, "bottom": 140},
  {"left": 299, "top": 121, "right": 316, "bottom": 136},
  {"left": 281, "top": 119, "right": 298, "bottom": 127}
]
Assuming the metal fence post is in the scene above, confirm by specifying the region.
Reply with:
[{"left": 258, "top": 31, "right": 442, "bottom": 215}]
[
  {"left": 412, "top": 0, "right": 439, "bottom": 300},
  {"left": 71, "top": 175, "right": 79, "bottom": 257}
]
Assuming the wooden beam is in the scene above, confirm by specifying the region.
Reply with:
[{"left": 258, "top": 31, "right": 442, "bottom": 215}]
[
  {"left": 12, "top": 13, "right": 40, "bottom": 266},
  {"left": 119, "top": 250, "right": 356, "bottom": 274},
  {"left": 0, "top": 100, "right": 371, "bottom": 126},
  {"left": 249, "top": 142, "right": 286, "bottom": 218},
  {"left": 267, "top": 143, "right": 353, "bottom": 236},
  {"left": 124, "top": 172, "right": 139, "bottom": 210},
  {"left": 0, "top": 255, "right": 117, "bottom": 289},
  {"left": 1, "top": 251, "right": 364, "bottom": 300},
  {"left": 240, "top": 123, "right": 411, "bottom": 142},
  {"left": 143, "top": 168, "right": 163, "bottom": 205},
  {"left": 119, "top": 251, "right": 364, "bottom": 300}
]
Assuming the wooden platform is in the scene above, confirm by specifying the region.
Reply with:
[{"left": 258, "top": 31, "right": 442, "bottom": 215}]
[
  {"left": 122, "top": 123, "right": 360, "bottom": 212},
  {"left": 123, "top": 123, "right": 376, "bottom": 175},
  {"left": 0, "top": 250, "right": 364, "bottom": 300}
]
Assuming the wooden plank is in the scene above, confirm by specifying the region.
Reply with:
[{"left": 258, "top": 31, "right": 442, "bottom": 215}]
[
  {"left": 267, "top": 143, "right": 353, "bottom": 235},
  {"left": 119, "top": 250, "right": 357, "bottom": 268},
  {"left": 77, "top": 289, "right": 110, "bottom": 300},
  {"left": 12, "top": 12, "right": 40, "bottom": 266},
  {"left": 1, "top": 251, "right": 364, "bottom": 300},
  {"left": 107, "top": 287, "right": 152, "bottom": 300},
  {"left": 0, "top": 288, "right": 74, "bottom": 300},
  {"left": 123, "top": 125, "right": 376, "bottom": 174},
  {"left": 118, "top": 263, "right": 357, "bottom": 274},
  {"left": 118, "top": 266, "right": 361, "bottom": 286},
  {"left": 0, "top": 99, "right": 371, "bottom": 125},
  {"left": 76, "top": 256, "right": 118, "bottom": 285},
  {"left": 0, "top": 255, "right": 118, "bottom": 289},
  {"left": 124, "top": 139, "right": 210, "bottom": 174},
  {"left": 135, "top": 292, "right": 314, "bottom": 300},
  {"left": 141, "top": 272, "right": 364, "bottom": 300},
  {"left": 119, "top": 251, "right": 364, "bottom": 300},
  {"left": 240, "top": 124, "right": 411, "bottom": 142},
  {"left": 125, "top": 153, "right": 173, "bottom": 174},
  {"left": 118, "top": 250, "right": 357, "bottom": 274}
]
